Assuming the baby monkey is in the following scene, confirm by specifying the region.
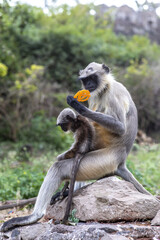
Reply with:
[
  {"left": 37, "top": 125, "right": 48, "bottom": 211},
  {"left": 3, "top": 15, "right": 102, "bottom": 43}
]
[{"left": 50, "top": 108, "right": 95, "bottom": 223}]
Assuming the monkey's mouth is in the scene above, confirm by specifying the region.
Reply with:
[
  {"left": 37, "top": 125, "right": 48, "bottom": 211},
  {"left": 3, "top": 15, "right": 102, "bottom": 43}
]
[
  {"left": 57, "top": 123, "right": 68, "bottom": 132},
  {"left": 85, "top": 87, "right": 96, "bottom": 92},
  {"left": 61, "top": 126, "right": 68, "bottom": 132}
]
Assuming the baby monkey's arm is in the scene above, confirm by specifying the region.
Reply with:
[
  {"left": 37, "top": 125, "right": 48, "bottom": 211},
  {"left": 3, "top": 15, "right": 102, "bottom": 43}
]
[
  {"left": 57, "top": 114, "right": 88, "bottom": 161},
  {"left": 57, "top": 148, "right": 76, "bottom": 161}
]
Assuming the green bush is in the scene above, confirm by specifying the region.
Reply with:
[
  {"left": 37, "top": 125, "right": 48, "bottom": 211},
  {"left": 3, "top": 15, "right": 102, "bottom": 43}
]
[
  {"left": 18, "top": 116, "right": 73, "bottom": 150},
  {"left": 0, "top": 63, "right": 8, "bottom": 77},
  {"left": 0, "top": 65, "right": 45, "bottom": 141},
  {"left": 0, "top": 166, "right": 44, "bottom": 201},
  {"left": 124, "top": 59, "right": 160, "bottom": 133},
  {"left": 1, "top": 2, "right": 160, "bottom": 137},
  {"left": 1, "top": 3, "right": 160, "bottom": 90}
]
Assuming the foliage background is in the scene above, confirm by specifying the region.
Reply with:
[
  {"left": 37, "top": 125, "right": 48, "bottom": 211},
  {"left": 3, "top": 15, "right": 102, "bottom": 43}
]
[{"left": 0, "top": 1, "right": 159, "bottom": 201}]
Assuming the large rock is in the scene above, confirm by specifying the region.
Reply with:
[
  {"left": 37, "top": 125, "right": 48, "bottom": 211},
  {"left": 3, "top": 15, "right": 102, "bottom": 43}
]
[
  {"left": 151, "top": 209, "right": 160, "bottom": 226},
  {"left": 46, "top": 177, "right": 160, "bottom": 222},
  {"left": 114, "top": 5, "right": 160, "bottom": 44}
]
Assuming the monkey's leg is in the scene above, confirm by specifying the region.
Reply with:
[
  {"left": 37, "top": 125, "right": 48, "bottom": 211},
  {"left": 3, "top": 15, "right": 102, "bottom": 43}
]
[
  {"left": 75, "top": 148, "right": 118, "bottom": 181},
  {"left": 78, "top": 150, "right": 153, "bottom": 197},
  {"left": 50, "top": 181, "right": 69, "bottom": 205},
  {"left": 74, "top": 181, "right": 87, "bottom": 190},
  {"left": 116, "top": 164, "right": 152, "bottom": 195},
  {"left": 1, "top": 148, "right": 117, "bottom": 232},
  {"left": 61, "top": 181, "right": 69, "bottom": 195},
  {"left": 62, "top": 154, "right": 83, "bottom": 224}
]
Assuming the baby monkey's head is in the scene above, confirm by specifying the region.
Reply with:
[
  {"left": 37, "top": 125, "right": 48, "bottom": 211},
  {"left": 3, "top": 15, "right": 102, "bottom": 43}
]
[{"left": 57, "top": 108, "right": 78, "bottom": 132}]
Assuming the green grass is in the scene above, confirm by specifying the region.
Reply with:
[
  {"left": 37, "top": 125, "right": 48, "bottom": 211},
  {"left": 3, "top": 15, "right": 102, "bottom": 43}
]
[
  {"left": 0, "top": 142, "right": 159, "bottom": 201},
  {"left": 127, "top": 144, "right": 160, "bottom": 195},
  {"left": 0, "top": 141, "right": 72, "bottom": 201}
]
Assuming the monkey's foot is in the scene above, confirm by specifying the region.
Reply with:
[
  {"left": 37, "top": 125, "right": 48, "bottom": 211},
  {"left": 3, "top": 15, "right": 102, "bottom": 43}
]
[{"left": 50, "top": 189, "right": 69, "bottom": 205}]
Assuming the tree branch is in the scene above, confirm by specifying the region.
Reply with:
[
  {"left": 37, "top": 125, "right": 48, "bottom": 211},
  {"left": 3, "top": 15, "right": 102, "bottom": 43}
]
[{"left": 0, "top": 197, "right": 36, "bottom": 210}]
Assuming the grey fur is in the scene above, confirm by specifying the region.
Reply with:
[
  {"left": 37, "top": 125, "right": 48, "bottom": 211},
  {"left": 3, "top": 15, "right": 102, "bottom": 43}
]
[
  {"left": 57, "top": 108, "right": 76, "bottom": 125},
  {"left": 56, "top": 108, "right": 95, "bottom": 161},
  {"left": 79, "top": 62, "right": 107, "bottom": 79},
  {"left": 1, "top": 62, "right": 153, "bottom": 232}
]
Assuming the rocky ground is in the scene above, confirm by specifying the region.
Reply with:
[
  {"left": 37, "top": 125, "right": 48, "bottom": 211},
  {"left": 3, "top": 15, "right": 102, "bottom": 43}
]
[
  {"left": 1, "top": 220, "right": 160, "bottom": 240},
  {"left": 0, "top": 208, "right": 32, "bottom": 225},
  {"left": 0, "top": 177, "right": 160, "bottom": 240}
]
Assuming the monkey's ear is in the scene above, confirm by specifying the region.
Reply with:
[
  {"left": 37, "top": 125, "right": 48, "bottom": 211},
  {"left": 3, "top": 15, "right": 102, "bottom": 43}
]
[{"left": 102, "top": 64, "right": 110, "bottom": 73}]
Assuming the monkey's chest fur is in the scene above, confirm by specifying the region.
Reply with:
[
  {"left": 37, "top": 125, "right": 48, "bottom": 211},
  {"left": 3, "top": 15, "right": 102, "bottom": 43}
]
[{"left": 92, "top": 122, "right": 118, "bottom": 149}]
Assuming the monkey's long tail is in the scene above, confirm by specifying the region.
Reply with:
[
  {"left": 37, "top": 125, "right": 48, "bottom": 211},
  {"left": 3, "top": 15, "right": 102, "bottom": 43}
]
[
  {"left": 0, "top": 213, "right": 43, "bottom": 232},
  {"left": 62, "top": 153, "right": 84, "bottom": 223}
]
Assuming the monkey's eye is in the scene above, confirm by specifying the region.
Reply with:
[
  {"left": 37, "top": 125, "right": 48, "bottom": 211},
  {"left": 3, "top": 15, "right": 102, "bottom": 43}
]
[{"left": 87, "top": 67, "right": 93, "bottom": 72}]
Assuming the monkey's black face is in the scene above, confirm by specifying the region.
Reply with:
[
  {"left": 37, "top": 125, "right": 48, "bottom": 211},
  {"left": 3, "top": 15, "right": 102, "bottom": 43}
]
[
  {"left": 59, "top": 123, "right": 69, "bottom": 132},
  {"left": 80, "top": 74, "right": 99, "bottom": 92}
]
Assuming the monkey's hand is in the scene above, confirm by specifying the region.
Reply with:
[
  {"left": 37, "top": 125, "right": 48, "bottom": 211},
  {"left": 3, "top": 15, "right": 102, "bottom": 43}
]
[
  {"left": 57, "top": 149, "right": 75, "bottom": 161},
  {"left": 67, "top": 95, "right": 87, "bottom": 115}
]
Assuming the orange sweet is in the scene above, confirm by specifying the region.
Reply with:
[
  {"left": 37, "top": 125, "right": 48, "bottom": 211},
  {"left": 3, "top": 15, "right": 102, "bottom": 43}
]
[{"left": 74, "top": 89, "right": 90, "bottom": 102}]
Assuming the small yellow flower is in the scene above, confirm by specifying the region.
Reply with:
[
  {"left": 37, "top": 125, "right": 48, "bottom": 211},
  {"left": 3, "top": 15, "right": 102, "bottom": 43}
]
[{"left": 23, "top": 171, "right": 27, "bottom": 175}]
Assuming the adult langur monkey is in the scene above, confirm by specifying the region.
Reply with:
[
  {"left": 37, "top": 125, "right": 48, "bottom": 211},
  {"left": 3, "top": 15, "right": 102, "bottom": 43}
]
[{"left": 1, "top": 62, "right": 152, "bottom": 232}]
